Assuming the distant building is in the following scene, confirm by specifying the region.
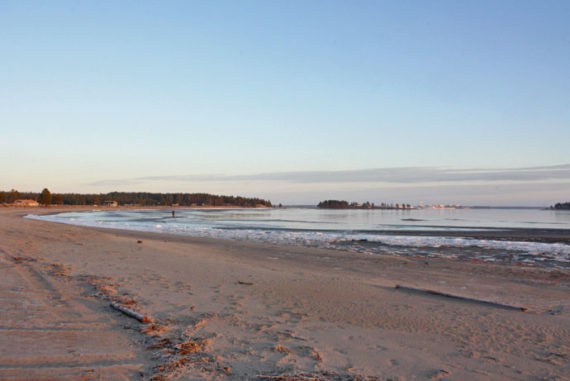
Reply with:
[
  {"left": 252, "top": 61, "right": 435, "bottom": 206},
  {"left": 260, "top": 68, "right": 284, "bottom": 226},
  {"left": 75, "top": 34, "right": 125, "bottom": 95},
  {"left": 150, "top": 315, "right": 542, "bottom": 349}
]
[
  {"left": 103, "top": 201, "right": 118, "bottom": 207},
  {"left": 14, "top": 199, "right": 39, "bottom": 207}
]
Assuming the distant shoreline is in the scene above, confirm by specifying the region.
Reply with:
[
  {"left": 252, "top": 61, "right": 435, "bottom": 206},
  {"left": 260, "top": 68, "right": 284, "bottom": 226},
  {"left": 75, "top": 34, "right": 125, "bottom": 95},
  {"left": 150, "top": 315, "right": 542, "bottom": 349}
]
[{"left": 0, "top": 204, "right": 272, "bottom": 210}]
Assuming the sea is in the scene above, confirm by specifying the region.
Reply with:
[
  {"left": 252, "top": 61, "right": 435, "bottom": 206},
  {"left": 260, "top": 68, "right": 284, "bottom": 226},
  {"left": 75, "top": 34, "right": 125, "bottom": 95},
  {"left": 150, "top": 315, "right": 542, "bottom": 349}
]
[{"left": 27, "top": 207, "right": 570, "bottom": 269}]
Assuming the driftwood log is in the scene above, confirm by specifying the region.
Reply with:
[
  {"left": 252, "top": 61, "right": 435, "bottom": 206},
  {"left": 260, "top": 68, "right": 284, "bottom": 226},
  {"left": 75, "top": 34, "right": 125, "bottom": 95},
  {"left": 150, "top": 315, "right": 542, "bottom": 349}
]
[{"left": 110, "top": 302, "right": 149, "bottom": 322}]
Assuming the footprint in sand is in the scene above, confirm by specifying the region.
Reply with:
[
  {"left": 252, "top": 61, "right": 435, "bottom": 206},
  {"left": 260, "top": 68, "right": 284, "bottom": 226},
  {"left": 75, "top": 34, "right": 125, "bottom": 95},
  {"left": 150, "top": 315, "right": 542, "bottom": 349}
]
[{"left": 428, "top": 368, "right": 451, "bottom": 379}]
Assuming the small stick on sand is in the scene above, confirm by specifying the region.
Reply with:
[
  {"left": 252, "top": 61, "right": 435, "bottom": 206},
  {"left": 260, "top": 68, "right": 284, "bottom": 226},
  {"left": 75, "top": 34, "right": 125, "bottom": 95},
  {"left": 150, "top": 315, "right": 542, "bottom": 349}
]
[
  {"left": 238, "top": 281, "right": 254, "bottom": 285},
  {"left": 395, "top": 284, "right": 528, "bottom": 312},
  {"left": 110, "top": 302, "right": 149, "bottom": 322}
]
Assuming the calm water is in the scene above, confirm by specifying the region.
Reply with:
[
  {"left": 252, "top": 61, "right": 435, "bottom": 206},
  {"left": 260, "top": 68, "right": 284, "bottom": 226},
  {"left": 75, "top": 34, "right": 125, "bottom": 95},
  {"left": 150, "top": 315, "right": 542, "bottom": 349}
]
[{"left": 27, "top": 208, "right": 570, "bottom": 268}]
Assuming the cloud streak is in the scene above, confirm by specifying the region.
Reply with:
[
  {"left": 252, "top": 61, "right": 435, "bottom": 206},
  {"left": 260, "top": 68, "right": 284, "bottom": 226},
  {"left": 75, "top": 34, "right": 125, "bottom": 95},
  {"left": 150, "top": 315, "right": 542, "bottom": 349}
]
[{"left": 88, "top": 164, "right": 570, "bottom": 187}]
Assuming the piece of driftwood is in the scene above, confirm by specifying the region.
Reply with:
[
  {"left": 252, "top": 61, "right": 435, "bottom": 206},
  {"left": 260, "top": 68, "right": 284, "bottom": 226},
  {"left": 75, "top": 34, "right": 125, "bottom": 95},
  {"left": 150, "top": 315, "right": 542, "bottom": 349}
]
[
  {"left": 238, "top": 281, "right": 254, "bottom": 285},
  {"left": 395, "top": 284, "right": 528, "bottom": 312},
  {"left": 110, "top": 302, "right": 149, "bottom": 322}
]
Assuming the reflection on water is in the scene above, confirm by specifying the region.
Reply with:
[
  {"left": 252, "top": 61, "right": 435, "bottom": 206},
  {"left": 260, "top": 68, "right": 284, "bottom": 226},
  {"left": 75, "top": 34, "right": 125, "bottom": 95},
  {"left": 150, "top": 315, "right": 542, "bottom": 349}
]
[{"left": 27, "top": 208, "right": 570, "bottom": 268}]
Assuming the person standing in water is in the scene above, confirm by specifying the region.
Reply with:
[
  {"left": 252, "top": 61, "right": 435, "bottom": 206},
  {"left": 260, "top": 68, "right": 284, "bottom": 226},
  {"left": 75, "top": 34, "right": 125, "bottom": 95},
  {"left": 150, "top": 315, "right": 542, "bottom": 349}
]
[{"left": 172, "top": 210, "right": 175, "bottom": 218}]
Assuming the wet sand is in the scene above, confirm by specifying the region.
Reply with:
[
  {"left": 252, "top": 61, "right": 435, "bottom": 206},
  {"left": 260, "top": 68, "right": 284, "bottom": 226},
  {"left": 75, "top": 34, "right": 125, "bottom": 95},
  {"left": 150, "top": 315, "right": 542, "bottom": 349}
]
[
  {"left": 1, "top": 207, "right": 569, "bottom": 380},
  {"left": 366, "top": 227, "right": 570, "bottom": 245}
]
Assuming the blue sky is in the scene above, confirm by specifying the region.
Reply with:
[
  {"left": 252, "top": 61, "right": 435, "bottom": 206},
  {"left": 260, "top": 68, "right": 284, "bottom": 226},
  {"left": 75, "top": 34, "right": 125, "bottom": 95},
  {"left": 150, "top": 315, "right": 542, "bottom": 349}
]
[{"left": 1, "top": 1, "right": 569, "bottom": 205}]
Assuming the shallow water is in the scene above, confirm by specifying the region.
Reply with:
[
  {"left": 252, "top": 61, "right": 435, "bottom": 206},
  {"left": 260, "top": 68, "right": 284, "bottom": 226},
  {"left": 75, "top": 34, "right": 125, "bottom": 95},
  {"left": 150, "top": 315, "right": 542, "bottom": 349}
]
[{"left": 27, "top": 208, "right": 570, "bottom": 268}]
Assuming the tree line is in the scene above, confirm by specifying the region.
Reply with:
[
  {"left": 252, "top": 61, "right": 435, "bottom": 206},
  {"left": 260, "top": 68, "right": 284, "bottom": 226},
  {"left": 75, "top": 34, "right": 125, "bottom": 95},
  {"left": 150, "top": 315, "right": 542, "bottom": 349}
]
[
  {"left": 551, "top": 202, "right": 570, "bottom": 210},
  {"left": 317, "top": 200, "right": 413, "bottom": 209},
  {"left": 0, "top": 188, "right": 272, "bottom": 207}
]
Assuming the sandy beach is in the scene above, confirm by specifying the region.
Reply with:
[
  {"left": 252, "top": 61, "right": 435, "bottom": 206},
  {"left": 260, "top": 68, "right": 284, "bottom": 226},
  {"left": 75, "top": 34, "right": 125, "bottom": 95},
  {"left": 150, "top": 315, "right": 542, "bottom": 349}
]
[{"left": 1, "top": 208, "right": 569, "bottom": 380}]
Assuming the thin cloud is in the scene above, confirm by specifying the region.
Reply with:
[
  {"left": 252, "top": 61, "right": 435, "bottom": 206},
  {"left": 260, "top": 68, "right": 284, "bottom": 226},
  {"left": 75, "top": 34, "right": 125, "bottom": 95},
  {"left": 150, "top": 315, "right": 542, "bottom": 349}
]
[
  {"left": 87, "top": 164, "right": 570, "bottom": 187},
  {"left": 269, "top": 180, "right": 570, "bottom": 206},
  {"left": 230, "top": 165, "right": 570, "bottom": 183}
]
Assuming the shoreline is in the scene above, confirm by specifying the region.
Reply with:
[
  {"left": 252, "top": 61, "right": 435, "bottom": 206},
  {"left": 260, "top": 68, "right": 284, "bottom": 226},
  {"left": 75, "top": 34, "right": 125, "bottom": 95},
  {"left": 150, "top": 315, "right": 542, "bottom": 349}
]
[
  {"left": 19, "top": 205, "right": 570, "bottom": 243},
  {"left": 24, "top": 208, "right": 570, "bottom": 270},
  {"left": 1, "top": 208, "right": 569, "bottom": 379},
  {"left": 20, "top": 206, "right": 570, "bottom": 244}
]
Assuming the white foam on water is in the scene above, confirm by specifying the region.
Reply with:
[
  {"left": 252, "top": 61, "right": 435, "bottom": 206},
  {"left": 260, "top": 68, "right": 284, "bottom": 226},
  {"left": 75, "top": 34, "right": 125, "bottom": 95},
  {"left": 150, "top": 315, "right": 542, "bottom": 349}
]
[{"left": 25, "top": 212, "right": 570, "bottom": 267}]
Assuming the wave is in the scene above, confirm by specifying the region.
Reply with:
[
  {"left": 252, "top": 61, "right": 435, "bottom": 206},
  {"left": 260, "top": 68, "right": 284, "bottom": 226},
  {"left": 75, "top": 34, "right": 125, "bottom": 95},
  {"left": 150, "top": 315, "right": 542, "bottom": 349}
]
[{"left": 26, "top": 212, "right": 570, "bottom": 268}]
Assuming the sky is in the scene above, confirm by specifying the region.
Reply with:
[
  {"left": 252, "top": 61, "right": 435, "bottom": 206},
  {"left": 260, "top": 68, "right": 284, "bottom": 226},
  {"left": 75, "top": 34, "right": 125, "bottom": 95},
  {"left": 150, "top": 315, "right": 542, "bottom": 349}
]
[{"left": 1, "top": 1, "right": 569, "bottom": 206}]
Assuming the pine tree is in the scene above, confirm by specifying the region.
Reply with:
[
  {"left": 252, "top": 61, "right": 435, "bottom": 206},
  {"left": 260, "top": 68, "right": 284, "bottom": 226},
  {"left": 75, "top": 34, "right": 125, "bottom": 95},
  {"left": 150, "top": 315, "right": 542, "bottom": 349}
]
[{"left": 39, "top": 188, "right": 52, "bottom": 206}]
